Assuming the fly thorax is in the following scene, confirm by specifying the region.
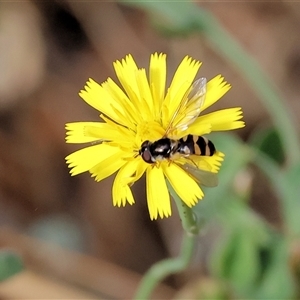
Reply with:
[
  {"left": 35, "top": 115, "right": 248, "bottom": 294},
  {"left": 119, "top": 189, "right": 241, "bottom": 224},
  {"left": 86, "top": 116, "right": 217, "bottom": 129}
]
[
  {"left": 169, "top": 139, "right": 180, "bottom": 154},
  {"left": 150, "top": 138, "right": 176, "bottom": 160}
]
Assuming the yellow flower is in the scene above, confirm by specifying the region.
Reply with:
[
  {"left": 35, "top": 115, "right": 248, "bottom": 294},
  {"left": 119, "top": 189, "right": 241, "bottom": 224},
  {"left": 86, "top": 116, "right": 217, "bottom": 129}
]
[{"left": 66, "top": 53, "right": 245, "bottom": 220}]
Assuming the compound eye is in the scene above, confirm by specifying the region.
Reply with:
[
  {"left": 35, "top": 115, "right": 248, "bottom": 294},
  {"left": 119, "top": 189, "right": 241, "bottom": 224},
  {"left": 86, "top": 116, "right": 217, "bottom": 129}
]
[
  {"left": 141, "top": 149, "right": 152, "bottom": 163},
  {"left": 139, "top": 140, "right": 153, "bottom": 164}
]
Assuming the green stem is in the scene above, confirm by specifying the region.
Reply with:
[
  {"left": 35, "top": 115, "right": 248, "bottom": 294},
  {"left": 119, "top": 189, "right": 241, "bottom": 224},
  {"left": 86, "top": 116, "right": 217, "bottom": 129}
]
[
  {"left": 133, "top": 232, "right": 196, "bottom": 299},
  {"left": 169, "top": 182, "right": 200, "bottom": 236},
  {"left": 134, "top": 183, "right": 199, "bottom": 299}
]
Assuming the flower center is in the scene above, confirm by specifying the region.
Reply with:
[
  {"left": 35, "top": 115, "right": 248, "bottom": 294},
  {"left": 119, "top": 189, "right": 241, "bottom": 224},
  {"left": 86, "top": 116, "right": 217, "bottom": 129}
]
[{"left": 135, "top": 121, "right": 165, "bottom": 147}]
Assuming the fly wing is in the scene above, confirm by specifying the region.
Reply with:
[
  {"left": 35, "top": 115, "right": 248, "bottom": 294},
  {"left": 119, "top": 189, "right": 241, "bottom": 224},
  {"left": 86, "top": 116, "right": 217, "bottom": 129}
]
[
  {"left": 165, "top": 78, "right": 206, "bottom": 138},
  {"left": 180, "top": 162, "right": 218, "bottom": 187},
  {"left": 90, "top": 139, "right": 107, "bottom": 145}
]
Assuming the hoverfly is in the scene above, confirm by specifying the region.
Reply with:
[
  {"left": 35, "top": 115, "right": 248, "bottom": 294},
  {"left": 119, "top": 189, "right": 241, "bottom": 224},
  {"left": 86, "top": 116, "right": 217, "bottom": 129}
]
[{"left": 139, "top": 77, "right": 218, "bottom": 187}]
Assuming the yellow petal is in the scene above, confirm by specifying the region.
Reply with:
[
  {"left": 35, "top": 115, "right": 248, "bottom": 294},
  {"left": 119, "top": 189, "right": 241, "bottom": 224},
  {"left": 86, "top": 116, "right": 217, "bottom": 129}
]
[
  {"left": 191, "top": 151, "right": 225, "bottom": 173},
  {"left": 89, "top": 150, "right": 129, "bottom": 182},
  {"left": 146, "top": 165, "right": 171, "bottom": 220},
  {"left": 135, "top": 68, "right": 153, "bottom": 118},
  {"left": 102, "top": 77, "right": 141, "bottom": 125},
  {"left": 114, "top": 185, "right": 134, "bottom": 207},
  {"left": 162, "top": 162, "right": 204, "bottom": 207},
  {"left": 113, "top": 55, "right": 140, "bottom": 104},
  {"left": 113, "top": 56, "right": 156, "bottom": 122},
  {"left": 202, "top": 75, "right": 231, "bottom": 111},
  {"left": 79, "top": 78, "right": 133, "bottom": 129},
  {"left": 189, "top": 107, "right": 245, "bottom": 134},
  {"left": 133, "top": 157, "right": 149, "bottom": 183},
  {"left": 112, "top": 158, "right": 147, "bottom": 207},
  {"left": 113, "top": 160, "right": 139, "bottom": 207},
  {"left": 182, "top": 122, "right": 212, "bottom": 138},
  {"left": 163, "top": 80, "right": 192, "bottom": 129},
  {"left": 168, "top": 56, "right": 201, "bottom": 97},
  {"left": 163, "top": 56, "right": 202, "bottom": 128},
  {"left": 149, "top": 53, "right": 166, "bottom": 120},
  {"left": 66, "top": 144, "right": 120, "bottom": 176},
  {"left": 65, "top": 122, "right": 130, "bottom": 144}
]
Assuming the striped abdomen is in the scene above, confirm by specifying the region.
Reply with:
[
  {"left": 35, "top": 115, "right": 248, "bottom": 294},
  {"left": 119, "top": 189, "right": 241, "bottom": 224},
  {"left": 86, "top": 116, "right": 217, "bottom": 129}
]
[{"left": 178, "top": 135, "right": 215, "bottom": 156}]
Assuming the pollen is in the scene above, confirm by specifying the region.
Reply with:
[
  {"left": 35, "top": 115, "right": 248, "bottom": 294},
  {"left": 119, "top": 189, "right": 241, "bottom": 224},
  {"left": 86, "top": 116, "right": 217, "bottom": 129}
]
[{"left": 135, "top": 121, "right": 165, "bottom": 145}]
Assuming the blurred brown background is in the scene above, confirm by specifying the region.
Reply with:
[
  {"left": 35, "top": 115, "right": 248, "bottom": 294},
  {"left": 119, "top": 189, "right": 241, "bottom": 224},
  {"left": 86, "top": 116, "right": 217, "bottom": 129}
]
[{"left": 0, "top": 1, "right": 299, "bottom": 298}]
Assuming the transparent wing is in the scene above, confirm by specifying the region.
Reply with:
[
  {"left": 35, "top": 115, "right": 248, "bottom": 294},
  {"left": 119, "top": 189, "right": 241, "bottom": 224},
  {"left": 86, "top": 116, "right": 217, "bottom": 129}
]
[
  {"left": 179, "top": 162, "right": 218, "bottom": 187},
  {"left": 90, "top": 139, "right": 108, "bottom": 145},
  {"left": 165, "top": 78, "right": 207, "bottom": 138}
]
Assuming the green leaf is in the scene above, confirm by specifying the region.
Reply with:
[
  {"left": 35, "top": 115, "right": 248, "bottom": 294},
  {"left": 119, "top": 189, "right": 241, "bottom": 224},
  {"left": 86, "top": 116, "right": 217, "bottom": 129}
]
[
  {"left": 0, "top": 251, "right": 24, "bottom": 281},
  {"left": 209, "top": 201, "right": 271, "bottom": 295},
  {"left": 121, "top": 1, "right": 206, "bottom": 36},
  {"left": 254, "top": 239, "right": 296, "bottom": 299},
  {"left": 210, "top": 228, "right": 260, "bottom": 296},
  {"left": 249, "top": 125, "right": 285, "bottom": 164},
  {"left": 209, "top": 197, "right": 296, "bottom": 298},
  {"left": 281, "top": 163, "right": 300, "bottom": 237}
]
